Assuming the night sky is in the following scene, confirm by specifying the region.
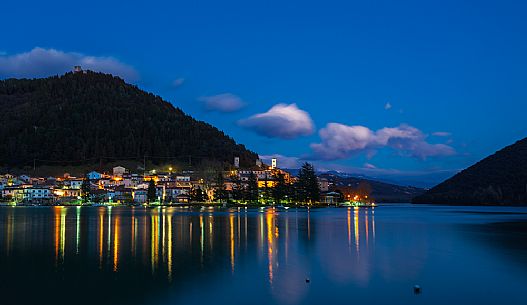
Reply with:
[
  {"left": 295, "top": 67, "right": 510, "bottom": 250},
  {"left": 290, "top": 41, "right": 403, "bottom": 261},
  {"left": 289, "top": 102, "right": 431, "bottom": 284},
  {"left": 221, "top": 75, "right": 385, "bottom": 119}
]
[{"left": 2, "top": 0, "right": 526, "bottom": 186}]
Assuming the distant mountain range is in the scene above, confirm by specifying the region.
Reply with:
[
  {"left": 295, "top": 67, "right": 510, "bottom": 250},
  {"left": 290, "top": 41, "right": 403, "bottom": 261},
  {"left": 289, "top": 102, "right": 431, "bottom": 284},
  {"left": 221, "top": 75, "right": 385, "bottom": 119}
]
[
  {"left": 413, "top": 137, "right": 527, "bottom": 205},
  {"left": 285, "top": 168, "right": 425, "bottom": 203},
  {"left": 285, "top": 168, "right": 452, "bottom": 189},
  {"left": 0, "top": 71, "right": 258, "bottom": 169}
]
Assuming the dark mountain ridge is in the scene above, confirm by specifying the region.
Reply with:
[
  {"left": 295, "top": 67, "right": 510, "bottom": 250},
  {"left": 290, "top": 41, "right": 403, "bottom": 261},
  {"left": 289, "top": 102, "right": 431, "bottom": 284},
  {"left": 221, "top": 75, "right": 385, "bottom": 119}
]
[
  {"left": 0, "top": 71, "right": 258, "bottom": 168},
  {"left": 413, "top": 137, "right": 527, "bottom": 205}
]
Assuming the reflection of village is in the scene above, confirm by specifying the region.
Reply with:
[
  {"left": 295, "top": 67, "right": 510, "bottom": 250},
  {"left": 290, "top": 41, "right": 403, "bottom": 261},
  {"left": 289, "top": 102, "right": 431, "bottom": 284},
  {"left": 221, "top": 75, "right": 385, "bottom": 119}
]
[
  {"left": 0, "top": 157, "right": 374, "bottom": 206},
  {"left": 1, "top": 206, "right": 376, "bottom": 285}
]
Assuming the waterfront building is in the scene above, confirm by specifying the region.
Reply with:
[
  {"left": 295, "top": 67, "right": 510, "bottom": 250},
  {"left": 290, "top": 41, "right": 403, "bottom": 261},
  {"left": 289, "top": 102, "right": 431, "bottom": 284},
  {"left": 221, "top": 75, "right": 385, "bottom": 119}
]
[
  {"left": 21, "top": 186, "right": 53, "bottom": 203},
  {"left": 132, "top": 189, "right": 148, "bottom": 203},
  {"left": 53, "top": 188, "right": 81, "bottom": 198},
  {"left": 320, "top": 191, "right": 341, "bottom": 205}
]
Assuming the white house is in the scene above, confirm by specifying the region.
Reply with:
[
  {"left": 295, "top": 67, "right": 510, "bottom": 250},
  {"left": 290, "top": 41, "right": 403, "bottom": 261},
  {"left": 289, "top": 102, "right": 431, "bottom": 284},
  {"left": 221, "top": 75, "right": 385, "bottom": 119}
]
[
  {"left": 22, "top": 187, "right": 53, "bottom": 201},
  {"left": 166, "top": 187, "right": 190, "bottom": 201},
  {"left": 113, "top": 166, "right": 126, "bottom": 176},
  {"left": 123, "top": 178, "right": 138, "bottom": 188},
  {"left": 66, "top": 179, "right": 83, "bottom": 190}
]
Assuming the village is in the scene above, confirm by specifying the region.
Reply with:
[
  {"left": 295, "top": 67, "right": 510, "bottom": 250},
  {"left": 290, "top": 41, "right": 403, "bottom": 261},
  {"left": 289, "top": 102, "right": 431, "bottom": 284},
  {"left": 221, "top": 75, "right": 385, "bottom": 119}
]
[{"left": 0, "top": 158, "right": 353, "bottom": 206}]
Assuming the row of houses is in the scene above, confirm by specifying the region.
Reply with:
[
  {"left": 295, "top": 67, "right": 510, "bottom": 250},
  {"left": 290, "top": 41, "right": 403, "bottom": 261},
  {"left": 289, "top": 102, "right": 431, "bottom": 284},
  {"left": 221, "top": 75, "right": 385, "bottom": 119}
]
[{"left": 0, "top": 163, "right": 296, "bottom": 205}]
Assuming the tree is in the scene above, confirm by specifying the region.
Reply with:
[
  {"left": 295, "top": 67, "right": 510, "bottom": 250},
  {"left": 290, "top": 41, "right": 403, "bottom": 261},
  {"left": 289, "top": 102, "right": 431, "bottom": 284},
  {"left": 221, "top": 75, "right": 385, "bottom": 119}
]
[
  {"left": 147, "top": 179, "right": 157, "bottom": 203},
  {"left": 212, "top": 172, "right": 229, "bottom": 202},
  {"left": 81, "top": 174, "right": 91, "bottom": 203},
  {"left": 213, "top": 186, "right": 228, "bottom": 202},
  {"left": 0, "top": 72, "right": 259, "bottom": 169},
  {"left": 191, "top": 186, "right": 206, "bottom": 202},
  {"left": 297, "top": 162, "right": 320, "bottom": 203},
  {"left": 231, "top": 175, "right": 243, "bottom": 201},
  {"left": 272, "top": 172, "right": 288, "bottom": 204},
  {"left": 245, "top": 172, "right": 258, "bottom": 203}
]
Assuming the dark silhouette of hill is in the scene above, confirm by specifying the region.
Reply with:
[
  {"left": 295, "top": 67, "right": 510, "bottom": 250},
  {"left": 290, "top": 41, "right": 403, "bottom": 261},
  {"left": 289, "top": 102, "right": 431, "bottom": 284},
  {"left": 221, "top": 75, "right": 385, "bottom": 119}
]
[
  {"left": 413, "top": 137, "right": 527, "bottom": 205},
  {"left": 318, "top": 173, "right": 425, "bottom": 203},
  {"left": 0, "top": 71, "right": 258, "bottom": 168}
]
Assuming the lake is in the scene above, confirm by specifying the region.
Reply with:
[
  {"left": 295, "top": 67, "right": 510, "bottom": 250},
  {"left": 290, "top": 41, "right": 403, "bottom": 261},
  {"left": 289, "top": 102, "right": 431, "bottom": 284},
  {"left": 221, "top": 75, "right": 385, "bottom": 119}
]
[{"left": 0, "top": 204, "right": 526, "bottom": 305}]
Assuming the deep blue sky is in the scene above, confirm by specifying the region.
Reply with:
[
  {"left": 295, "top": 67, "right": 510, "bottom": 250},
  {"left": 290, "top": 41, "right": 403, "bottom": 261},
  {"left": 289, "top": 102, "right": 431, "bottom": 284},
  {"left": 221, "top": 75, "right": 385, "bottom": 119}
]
[{"left": 2, "top": 0, "right": 526, "bottom": 185}]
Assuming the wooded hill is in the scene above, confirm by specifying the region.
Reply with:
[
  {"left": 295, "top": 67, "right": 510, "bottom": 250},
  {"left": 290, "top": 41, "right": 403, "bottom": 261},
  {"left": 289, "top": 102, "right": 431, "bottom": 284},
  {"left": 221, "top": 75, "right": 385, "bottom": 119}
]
[
  {"left": 0, "top": 71, "right": 258, "bottom": 169},
  {"left": 413, "top": 137, "right": 527, "bottom": 205}
]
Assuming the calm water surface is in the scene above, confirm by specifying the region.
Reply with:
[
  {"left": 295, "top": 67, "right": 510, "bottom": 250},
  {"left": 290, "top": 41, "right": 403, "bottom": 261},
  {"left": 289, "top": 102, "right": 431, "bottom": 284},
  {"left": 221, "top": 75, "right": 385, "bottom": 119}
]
[{"left": 1, "top": 204, "right": 526, "bottom": 305}]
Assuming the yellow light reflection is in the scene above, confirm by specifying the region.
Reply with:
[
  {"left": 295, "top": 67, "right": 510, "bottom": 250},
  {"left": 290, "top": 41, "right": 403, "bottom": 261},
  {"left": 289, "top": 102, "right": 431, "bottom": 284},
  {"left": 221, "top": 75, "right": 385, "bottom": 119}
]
[
  {"left": 162, "top": 213, "right": 166, "bottom": 263},
  {"left": 259, "top": 213, "right": 264, "bottom": 255},
  {"left": 167, "top": 214, "right": 173, "bottom": 282},
  {"left": 107, "top": 207, "right": 112, "bottom": 261},
  {"left": 54, "top": 207, "right": 60, "bottom": 265},
  {"left": 54, "top": 207, "right": 67, "bottom": 266},
  {"left": 354, "top": 207, "right": 359, "bottom": 254},
  {"left": 99, "top": 208, "right": 104, "bottom": 268},
  {"left": 151, "top": 212, "right": 159, "bottom": 273},
  {"left": 131, "top": 215, "right": 136, "bottom": 258},
  {"left": 199, "top": 215, "right": 204, "bottom": 265},
  {"left": 266, "top": 210, "right": 276, "bottom": 285},
  {"left": 347, "top": 208, "right": 352, "bottom": 250},
  {"left": 113, "top": 216, "right": 120, "bottom": 272},
  {"left": 208, "top": 215, "right": 213, "bottom": 251},
  {"left": 229, "top": 212, "right": 235, "bottom": 272},
  {"left": 60, "top": 207, "right": 66, "bottom": 263},
  {"left": 189, "top": 222, "right": 193, "bottom": 246}
]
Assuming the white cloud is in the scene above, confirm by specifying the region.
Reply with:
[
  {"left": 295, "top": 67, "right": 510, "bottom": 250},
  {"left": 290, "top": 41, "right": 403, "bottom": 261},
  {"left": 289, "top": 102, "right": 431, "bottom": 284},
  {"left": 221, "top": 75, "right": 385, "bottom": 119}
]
[
  {"left": 172, "top": 78, "right": 185, "bottom": 88},
  {"left": 199, "top": 93, "right": 245, "bottom": 112},
  {"left": 363, "top": 163, "right": 377, "bottom": 169},
  {"left": 311, "top": 123, "right": 455, "bottom": 160},
  {"left": 432, "top": 131, "right": 451, "bottom": 137},
  {"left": 384, "top": 102, "right": 392, "bottom": 110},
  {"left": 239, "top": 103, "right": 315, "bottom": 139},
  {"left": 0, "top": 47, "right": 138, "bottom": 81}
]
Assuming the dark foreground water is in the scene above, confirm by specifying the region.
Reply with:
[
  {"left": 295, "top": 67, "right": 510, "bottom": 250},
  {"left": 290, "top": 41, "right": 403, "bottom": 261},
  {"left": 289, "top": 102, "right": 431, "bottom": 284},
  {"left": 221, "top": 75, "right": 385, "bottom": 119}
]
[{"left": 1, "top": 204, "right": 526, "bottom": 305}]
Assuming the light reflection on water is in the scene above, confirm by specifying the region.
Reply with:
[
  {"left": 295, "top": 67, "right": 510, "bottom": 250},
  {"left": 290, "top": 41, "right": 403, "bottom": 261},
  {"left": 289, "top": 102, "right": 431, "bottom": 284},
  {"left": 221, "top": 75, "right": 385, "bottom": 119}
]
[{"left": 1, "top": 205, "right": 527, "bottom": 305}]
